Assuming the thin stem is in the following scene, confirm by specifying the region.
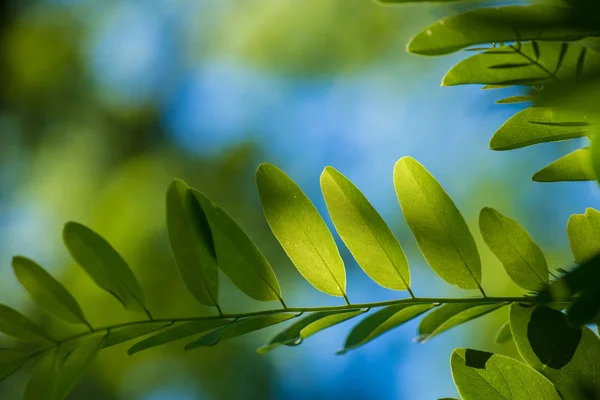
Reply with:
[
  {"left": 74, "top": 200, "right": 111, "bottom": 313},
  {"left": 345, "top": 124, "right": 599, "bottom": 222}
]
[
  {"left": 142, "top": 306, "right": 154, "bottom": 321},
  {"left": 342, "top": 293, "right": 351, "bottom": 306},
  {"left": 477, "top": 283, "right": 487, "bottom": 298},
  {"left": 215, "top": 303, "right": 224, "bottom": 317},
  {"left": 407, "top": 287, "right": 416, "bottom": 299},
  {"left": 279, "top": 297, "right": 288, "bottom": 309}
]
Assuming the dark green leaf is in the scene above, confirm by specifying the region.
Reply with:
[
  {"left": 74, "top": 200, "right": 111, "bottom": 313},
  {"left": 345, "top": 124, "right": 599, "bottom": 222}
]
[
  {"left": 510, "top": 304, "right": 600, "bottom": 399},
  {"left": 62, "top": 222, "right": 148, "bottom": 312},
  {"left": 393, "top": 157, "right": 482, "bottom": 290},
  {"left": 0, "top": 304, "right": 55, "bottom": 343},
  {"left": 0, "top": 348, "right": 32, "bottom": 381},
  {"left": 103, "top": 322, "right": 171, "bottom": 349},
  {"left": 258, "top": 309, "right": 364, "bottom": 354},
  {"left": 128, "top": 319, "right": 233, "bottom": 355},
  {"left": 256, "top": 164, "right": 346, "bottom": 298},
  {"left": 451, "top": 348, "right": 561, "bottom": 400},
  {"left": 12, "top": 256, "right": 89, "bottom": 327},
  {"left": 408, "top": 5, "right": 594, "bottom": 56},
  {"left": 592, "top": 131, "right": 600, "bottom": 185},
  {"left": 496, "top": 95, "right": 532, "bottom": 104},
  {"left": 23, "top": 349, "right": 60, "bottom": 400},
  {"left": 320, "top": 167, "right": 411, "bottom": 291},
  {"left": 418, "top": 303, "right": 505, "bottom": 342},
  {"left": 495, "top": 322, "right": 512, "bottom": 344},
  {"left": 339, "top": 303, "right": 435, "bottom": 354},
  {"left": 185, "top": 313, "right": 298, "bottom": 350},
  {"left": 490, "top": 108, "right": 588, "bottom": 151},
  {"left": 189, "top": 189, "right": 283, "bottom": 303},
  {"left": 479, "top": 207, "right": 548, "bottom": 291},
  {"left": 165, "top": 179, "right": 219, "bottom": 307},
  {"left": 567, "top": 208, "right": 600, "bottom": 264},
  {"left": 532, "top": 148, "right": 595, "bottom": 182}
]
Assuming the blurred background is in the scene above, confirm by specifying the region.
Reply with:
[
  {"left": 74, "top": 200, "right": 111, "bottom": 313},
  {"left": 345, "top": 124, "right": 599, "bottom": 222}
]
[{"left": 0, "top": 0, "right": 598, "bottom": 399}]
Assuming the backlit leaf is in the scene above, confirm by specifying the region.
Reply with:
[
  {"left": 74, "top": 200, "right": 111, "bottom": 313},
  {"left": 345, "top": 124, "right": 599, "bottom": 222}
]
[
  {"left": 165, "top": 179, "right": 219, "bottom": 307},
  {"left": 23, "top": 349, "right": 60, "bottom": 400},
  {"left": 567, "top": 208, "right": 600, "bottom": 264},
  {"left": 0, "top": 348, "right": 32, "bottom": 381},
  {"left": 339, "top": 303, "right": 435, "bottom": 353},
  {"left": 103, "top": 322, "right": 171, "bottom": 349},
  {"left": 63, "top": 222, "right": 148, "bottom": 312},
  {"left": 258, "top": 309, "right": 364, "bottom": 354},
  {"left": 451, "top": 348, "right": 561, "bottom": 400},
  {"left": 256, "top": 164, "right": 346, "bottom": 298},
  {"left": 128, "top": 319, "right": 233, "bottom": 355},
  {"left": 393, "top": 157, "right": 482, "bottom": 290},
  {"left": 190, "top": 189, "right": 283, "bottom": 303},
  {"left": 12, "top": 256, "right": 90, "bottom": 327},
  {"left": 407, "top": 5, "right": 594, "bottom": 56},
  {"left": 479, "top": 207, "right": 548, "bottom": 291},
  {"left": 185, "top": 313, "right": 298, "bottom": 350},
  {"left": 0, "top": 304, "right": 55, "bottom": 343},
  {"left": 532, "top": 148, "right": 595, "bottom": 182},
  {"left": 510, "top": 304, "right": 600, "bottom": 399},
  {"left": 490, "top": 108, "right": 589, "bottom": 151},
  {"left": 418, "top": 303, "right": 505, "bottom": 342},
  {"left": 495, "top": 322, "right": 512, "bottom": 344},
  {"left": 496, "top": 95, "right": 532, "bottom": 104},
  {"left": 320, "top": 167, "right": 411, "bottom": 291}
]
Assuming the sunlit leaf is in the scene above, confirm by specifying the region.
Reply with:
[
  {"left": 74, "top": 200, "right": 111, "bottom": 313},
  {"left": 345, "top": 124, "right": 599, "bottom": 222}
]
[
  {"left": 532, "top": 148, "right": 595, "bottom": 182},
  {"left": 12, "top": 256, "right": 90, "bottom": 327},
  {"left": 103, "top": 322, "right": 171, "bottom": 349},
  {"left": 443, "top": 42, "right": 600, "bottom": 86},
  {"left": 190, "top": 189, "right": 283, "bottom": 303},
  {"left": 495, "top": 322, "right": 512, "bottom": 344},
  {"left": 490, "top": 107, "right": 589, "bottom": 151},
  {"left": 482, "top": 84, "right": 512, "bottom": 90},
  {"left": 256, "top": 164, "right": 346, "bottom": 298},
  {"left": 407, "top": 5, "right": 594, "bottom": 56},
  {"left": 339, "top": 303, "right": 435, "bottom": 353},
  {"left": 62, "top": 222, "right": 148, "bottom": 313},
  {"left": 567, "top": 208, "right": 600, "bottom": 264},
  {"left": 418, "top": 303, "right": 505, "bottom": 342},
  {"left": 165, "top": 180, "right": 219, "bottom": 307},
  {"left": 451, "top": 348, "right": 561, "bottom": 400},
  {"left": 496, "top": 95, "right": 532, "bottom": 104},
  {"left": 0, "top": 304, "right": 55, "bottom": 343},
  {"left": 128, "top": 319, "right": 233, "bottom": 355},
  {"left": 479, "top": 207, "right": 548, "bottom": 291},
  {"left": 510, "top": 304, "right": 600, "bottom": 399},
  {"left": 0, "top": 348, "right": 33, "bottom": 381},
  {"left": 23, "top": 349, "right": 60, "bottom": 400},
  {"left": 592, "top": 131, "right": 600, "bottom": 184},
  {"left": 185, "top": 313, "right": 298, "bottom": 350},
  {"left": 393, "top": 157, "right": 482, "bottom": 290},
  {"left": 259, "top": 309, "right": 364, "bottom": 354},
  {"left": 320, "top": 167, "right": 411, "bottom": 291}
]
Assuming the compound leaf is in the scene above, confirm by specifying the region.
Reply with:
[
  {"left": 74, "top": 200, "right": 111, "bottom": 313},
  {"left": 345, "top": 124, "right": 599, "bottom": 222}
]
[{"left": 103, "top": 322, "right": 171, "bottom": 349}]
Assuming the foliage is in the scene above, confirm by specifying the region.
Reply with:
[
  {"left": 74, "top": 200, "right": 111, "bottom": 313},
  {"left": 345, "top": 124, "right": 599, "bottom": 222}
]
[{"left": 3, "top": 0, "right": 600, "bottom": 399}]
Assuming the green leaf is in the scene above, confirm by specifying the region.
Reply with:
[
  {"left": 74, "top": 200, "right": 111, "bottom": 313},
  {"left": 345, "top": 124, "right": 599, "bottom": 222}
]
[
  {"left": 478, "top": 207, "right": 548, "bottom": 291},
  {"left": 0, "top": 348, "right": 32, "bottom": 381},
  {"left": 482, "top": 84, "right": 512, "bottom": 90},
  {"left": 495, "top": 322, "right": 512, "bottom": 344},
  {"left": 339, "top": 303, "right": 435, "bottom": 354},
  {"left": 496, "top": 95, "right": 532, "bottom": 104},
  {"left": 128, "top": 319, "right": 233, "bottom": 355},
  {"left": 165, "top": 179, "right": 219, "bottom": 307},
  {"left": 0, "top": 304, "right": 55, "bottom": 343},
  {"left": 567, "top": 208, "right": 600, "bottom": 264},
  {"left": 407, "top": 5, "right": 594, "bottom": 56},
  {"left": 532, "top": 148, "right": 595, "bottom": 182},
  {"left": 103, "top": 322, "right": 171, "bottom": 349},
  {"left": 23, "top": 349, "right": 60, "bottom": 400},
  {"left": 55, "top": 334, "right": 106, "bottom": 400},
  {"left": 185, "top": 313, "right": 298, "bottom": 350},
  {"left": 490, "top": 108, "right": 589, "bottom": 151},
  {"left": 510, "top": 304, "right": 600, "bottom": 399},
  {"left": 189, "top": 189, "right": 283, "bottom": 303},
  {"left": 259, "top": 309, "right": 364, "bottom": 354},
  {"left": 591, "top": 131, "right": 600, "bottom": 185},
  {"left": 320, "top": 167, "right": 411, "bottom": 291},
  {"left": 393, "top": 157, "right": 482, "bottom": 290},
  {"left": 256, "top": 164, "right": 346, "bottom": 298},
  {"left": 443, "top": 42, "right": 600, "bottom": 86},
  {"left": 451, "top": 348, "right": 561, "bottom": 400},
  {"left": 12, "top": 256, "right": 90, "bottom": 327},
  {"left": 62, "top": 222, "right": 148, "bottom": 312},
  {"left": 418, "top": 303, "right": 505, "bottom": 342}
]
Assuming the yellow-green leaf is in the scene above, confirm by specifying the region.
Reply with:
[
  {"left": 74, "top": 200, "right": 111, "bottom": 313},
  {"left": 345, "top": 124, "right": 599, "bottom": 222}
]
[
  {"left": 165, "top": 179, "right": 219, "bottom": 307},
  {"left": 12, "top": 256, "right": 90, "bottom": 327},
  {"left": 256, "top": 163, "right": 346, "bottom": 298},
  {"left": 495, "top": 322, "right": 512, "bottom": 344},
  {"left": 567, "top": 208, "right": 600, "bottom": 264},
  {"left": 0, "top": 304, "right": 55, "bottom": 343},
  {"left": 496, "top": 95, "right": 532, "bottom": 104},
  {"left": 103, "top": 322, "right": 171, "bottom": 349},
  {"left": 190, "top": 189, "right": 283, "bottom": 303},
  {"left": 393, "top": 157, "right": 482, "bottom": 290},
  {"left": 320, "top": 166, "right": 411, "bottom": 291},
  {"left": 479, "top": 207, "right": 548, "bottom": 291},
  {"left": 533, "top": 148, "right": 596, "bottom": 182},
  {"left": 23, "top": 349, "right": 60, "bottom": 400}
]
